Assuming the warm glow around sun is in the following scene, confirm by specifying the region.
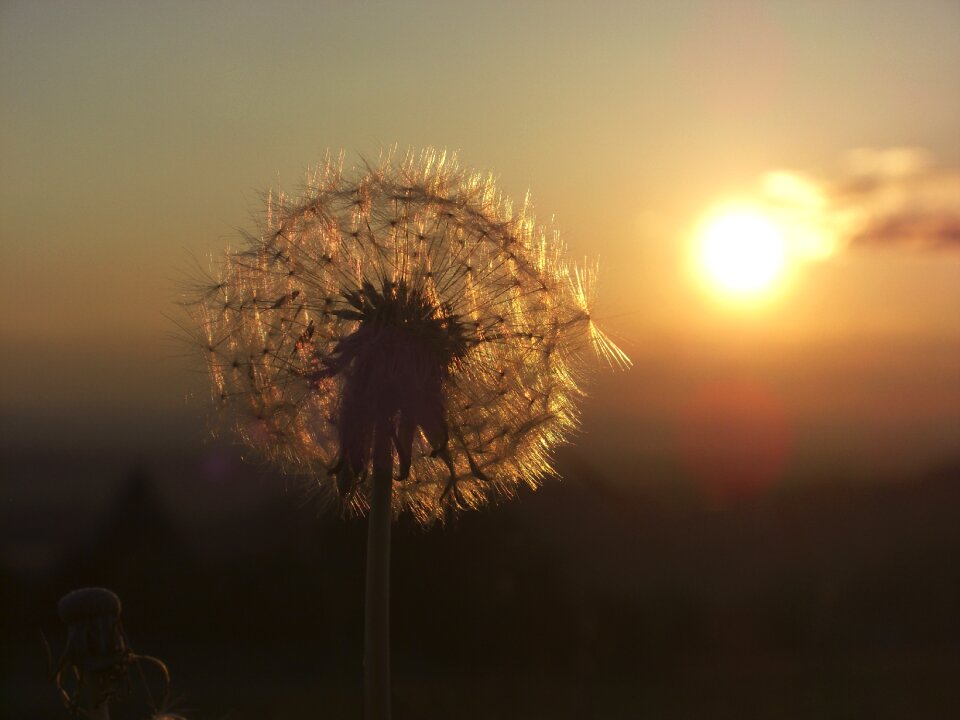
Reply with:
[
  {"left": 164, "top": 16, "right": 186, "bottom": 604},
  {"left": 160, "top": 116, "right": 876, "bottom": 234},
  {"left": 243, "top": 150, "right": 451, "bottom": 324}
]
[{"left": 697, "top": 209, "right": 787, "bottom": 296}]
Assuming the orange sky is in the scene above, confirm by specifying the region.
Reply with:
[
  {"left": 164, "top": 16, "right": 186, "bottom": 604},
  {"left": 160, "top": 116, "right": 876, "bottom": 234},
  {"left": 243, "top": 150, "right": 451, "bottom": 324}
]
[{"left": 1, "top": 0, "right": 958, "bottom": 490}]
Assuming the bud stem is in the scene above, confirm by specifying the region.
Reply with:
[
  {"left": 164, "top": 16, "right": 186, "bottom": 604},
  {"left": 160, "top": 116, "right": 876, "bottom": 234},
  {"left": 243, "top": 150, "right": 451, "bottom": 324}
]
[
  {"left": 364, "top": 420, "right": 393, "bottom": 720},
  {"left": 78, "top": 670, "right": 111, "bottom": 720}
]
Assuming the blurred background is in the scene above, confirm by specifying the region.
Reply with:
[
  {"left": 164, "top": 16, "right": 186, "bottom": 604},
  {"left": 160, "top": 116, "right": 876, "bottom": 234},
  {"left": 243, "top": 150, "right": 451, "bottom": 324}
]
[{"left": 2, "top": 1, "right": 959, "bottom": 718}]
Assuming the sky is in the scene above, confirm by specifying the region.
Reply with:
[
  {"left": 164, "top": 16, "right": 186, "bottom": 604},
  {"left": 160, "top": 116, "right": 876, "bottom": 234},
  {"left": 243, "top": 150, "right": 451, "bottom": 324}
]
[{"left": 1, "top": 0, "right": 959, "bottom": 496}]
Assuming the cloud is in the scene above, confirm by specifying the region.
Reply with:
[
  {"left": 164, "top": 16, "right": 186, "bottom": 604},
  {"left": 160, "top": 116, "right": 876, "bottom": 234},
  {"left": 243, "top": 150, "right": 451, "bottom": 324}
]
[
  {"left": 843, "top": 146, "right": 933, "bottom": 181},
  {"left": 758, "top": 147, "right": 960, "bottom": 258},
  {"left": 849, "top": 210, "right": 960, "bottom": 250}
]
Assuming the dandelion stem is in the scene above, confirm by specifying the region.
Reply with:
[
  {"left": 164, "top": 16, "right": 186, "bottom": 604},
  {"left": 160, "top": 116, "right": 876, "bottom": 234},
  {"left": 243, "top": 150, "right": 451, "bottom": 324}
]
[{"left": 364, "top": 420, "right": 393, "bottom": 720}]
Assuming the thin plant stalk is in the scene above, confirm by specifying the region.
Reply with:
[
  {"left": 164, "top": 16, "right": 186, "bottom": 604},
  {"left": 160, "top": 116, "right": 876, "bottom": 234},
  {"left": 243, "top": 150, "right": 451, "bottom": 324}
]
[
  {"left": 77, "top": 673, "right": 111, "bottom": 720},
  {"left": 364, "top": 421, "right": 393, "bottom": 720}
]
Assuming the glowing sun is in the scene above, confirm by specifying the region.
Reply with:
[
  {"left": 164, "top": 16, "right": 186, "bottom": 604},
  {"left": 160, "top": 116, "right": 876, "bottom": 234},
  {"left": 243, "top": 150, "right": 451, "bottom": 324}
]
[{"left": 698, "top": 210, "right": 787, "bottom": 296}]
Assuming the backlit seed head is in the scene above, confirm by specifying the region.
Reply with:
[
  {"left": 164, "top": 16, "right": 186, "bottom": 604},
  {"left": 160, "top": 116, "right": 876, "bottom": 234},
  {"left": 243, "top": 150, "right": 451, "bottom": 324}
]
[{"left": 186, "top": 149, "right": 628, "bottom": 522}]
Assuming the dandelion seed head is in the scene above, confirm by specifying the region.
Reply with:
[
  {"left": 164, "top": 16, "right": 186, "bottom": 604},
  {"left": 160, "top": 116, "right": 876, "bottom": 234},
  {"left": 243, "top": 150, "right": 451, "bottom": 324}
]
[{"left": 187, "top": 149, "right": 626, "bottom": 522}]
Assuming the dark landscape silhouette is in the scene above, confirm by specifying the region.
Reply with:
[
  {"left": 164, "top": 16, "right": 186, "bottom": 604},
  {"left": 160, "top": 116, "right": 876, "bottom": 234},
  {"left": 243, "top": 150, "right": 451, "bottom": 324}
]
[{"left": 4, "top": 450, "right": 959, "bottom": 719}]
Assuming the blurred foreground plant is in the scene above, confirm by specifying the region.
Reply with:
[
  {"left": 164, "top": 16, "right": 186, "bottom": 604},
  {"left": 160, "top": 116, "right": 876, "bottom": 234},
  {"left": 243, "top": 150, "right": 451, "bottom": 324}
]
[
  {"left": 185, "top": 149, "right": 628, "bottom": 719},
  {"left": 53, "top": 587, "right": 182, "bottom": 720}
]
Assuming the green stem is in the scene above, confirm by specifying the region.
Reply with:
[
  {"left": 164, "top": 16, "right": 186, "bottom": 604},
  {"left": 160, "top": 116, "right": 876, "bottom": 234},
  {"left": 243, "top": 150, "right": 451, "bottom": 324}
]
[{"left": 364, "top": 421, "right": 393, "bottom": 720}]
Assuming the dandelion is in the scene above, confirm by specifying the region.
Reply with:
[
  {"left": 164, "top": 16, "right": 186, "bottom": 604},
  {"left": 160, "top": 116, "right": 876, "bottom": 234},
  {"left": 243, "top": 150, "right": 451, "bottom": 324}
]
[{"left": 185, "top": 149, "right": 628, "bottom": 719}]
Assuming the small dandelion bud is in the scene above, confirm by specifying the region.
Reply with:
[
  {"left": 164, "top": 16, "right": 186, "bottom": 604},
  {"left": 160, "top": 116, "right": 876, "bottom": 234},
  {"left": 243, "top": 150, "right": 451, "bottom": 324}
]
[
  {"left": 54, "top": 588, "right": 179, "bottom": 720},
  {"left": 56, "top": 587, "right": 126, "bottom": 719},
  {"left": 57, "top": 587, "right": 126, "bottom": 674}
]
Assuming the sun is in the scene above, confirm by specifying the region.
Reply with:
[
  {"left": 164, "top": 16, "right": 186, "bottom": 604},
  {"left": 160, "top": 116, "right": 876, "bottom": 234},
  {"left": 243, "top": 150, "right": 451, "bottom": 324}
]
[{"left": 697, "top": 209, "right": 787, "bottom": 296}]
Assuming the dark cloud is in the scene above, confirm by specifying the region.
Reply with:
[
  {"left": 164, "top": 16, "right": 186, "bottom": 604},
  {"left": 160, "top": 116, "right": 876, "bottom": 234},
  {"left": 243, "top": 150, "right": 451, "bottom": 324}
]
[
  {"left": 850, "top": 211, "right": 960, "bottom": 250},
  {"left": 761, "top": 148, "right": 960, "bottom": 256},
  {"left": 834, "top": 148, "right": 960, "bottom": 252}
]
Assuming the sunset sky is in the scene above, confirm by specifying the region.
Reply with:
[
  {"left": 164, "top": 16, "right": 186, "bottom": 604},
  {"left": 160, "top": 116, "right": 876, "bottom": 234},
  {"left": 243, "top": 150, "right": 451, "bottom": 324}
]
[{"left": 2, "top": 0, "right": 958, "bottom": 495}]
